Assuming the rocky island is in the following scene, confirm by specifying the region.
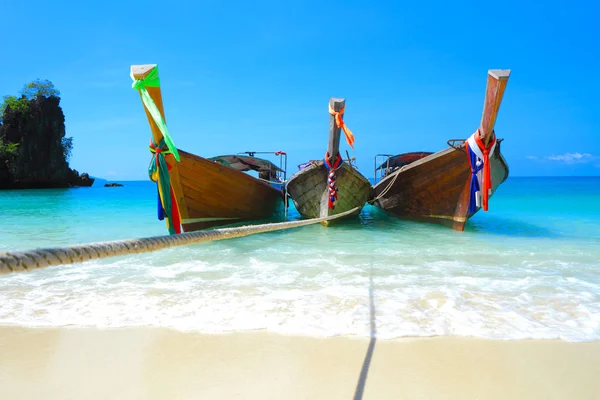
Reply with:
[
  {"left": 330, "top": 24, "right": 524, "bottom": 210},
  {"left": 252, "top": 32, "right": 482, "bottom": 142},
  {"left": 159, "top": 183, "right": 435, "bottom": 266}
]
[{"left": 0, "top": 80, "right": 94, "bottom": 189}]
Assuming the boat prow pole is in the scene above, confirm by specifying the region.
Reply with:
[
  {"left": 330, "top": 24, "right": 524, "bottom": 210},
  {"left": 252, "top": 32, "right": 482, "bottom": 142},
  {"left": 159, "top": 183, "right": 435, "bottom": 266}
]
[
  {"left": 480, "top": 69, "right": 511, "bottom": 145},
  {"left": 320, "top": 97, "right": 346, "bottom": 223},
  {"left": 131, "top": 64, "right": 167, "bottom": 147},
  {"left": 451, "top": 69, "right": 511, "bottom": 231},
  {"left": 130, "top": 64, "right": 188, "bottom": 234},
  {"left": 327, "top": 97, "right": 345, "bottom": 164}
]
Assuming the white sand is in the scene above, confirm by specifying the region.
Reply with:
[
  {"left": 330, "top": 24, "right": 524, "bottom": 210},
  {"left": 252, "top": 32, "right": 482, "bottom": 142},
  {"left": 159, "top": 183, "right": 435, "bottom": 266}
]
[{"left": 0, "top": 327, "right": 599, "bottom": 399}]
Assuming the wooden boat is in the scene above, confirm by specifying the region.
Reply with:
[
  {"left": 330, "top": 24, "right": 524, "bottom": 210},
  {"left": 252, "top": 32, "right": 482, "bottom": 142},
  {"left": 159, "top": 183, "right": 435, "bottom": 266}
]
[
  {"left": 286, "top": 98, "right": 372, "bottom": 225},
  {"left": 131, "top": 64, "right": 286, "bottom": 233},
  {"left": 370, "top": 69, "right": 511, "bottom": 231}
]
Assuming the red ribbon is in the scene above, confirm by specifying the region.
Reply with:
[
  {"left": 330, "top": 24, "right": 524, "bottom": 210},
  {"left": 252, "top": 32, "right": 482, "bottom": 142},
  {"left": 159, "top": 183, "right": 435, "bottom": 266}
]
[{"left": 473, "top": 131, "right": 497, "bottom": 211}]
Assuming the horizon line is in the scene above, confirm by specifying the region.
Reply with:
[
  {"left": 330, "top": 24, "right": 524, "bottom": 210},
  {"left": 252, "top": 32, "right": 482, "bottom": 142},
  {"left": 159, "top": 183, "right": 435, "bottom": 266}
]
[{"left": 94, "top": 175, "right": 600, "bottom": 182}]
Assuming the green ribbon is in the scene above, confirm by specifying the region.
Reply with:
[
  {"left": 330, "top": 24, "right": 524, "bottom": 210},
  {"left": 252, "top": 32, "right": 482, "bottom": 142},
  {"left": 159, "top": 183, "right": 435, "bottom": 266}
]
[
  {"left": 148, "top": 138, "right": 176, "bottom": 235},
  {"left": 132, "top": 66, "right": 180, "bottom": 162}
]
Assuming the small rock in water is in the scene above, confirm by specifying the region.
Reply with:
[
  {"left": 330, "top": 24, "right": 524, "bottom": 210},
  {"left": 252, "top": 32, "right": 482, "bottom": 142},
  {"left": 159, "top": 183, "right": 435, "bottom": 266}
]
[{"left": 104, "top": 183, "right": 124, "bottom": 187}]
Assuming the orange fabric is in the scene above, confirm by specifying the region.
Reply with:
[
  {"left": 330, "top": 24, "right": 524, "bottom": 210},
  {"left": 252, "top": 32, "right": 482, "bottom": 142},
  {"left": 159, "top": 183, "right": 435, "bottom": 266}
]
[
  {"left": 474, "top": 130, "right": 497, "bottom": 212},
  {"left": 328, "top": 104, "right": 355, "bottom": 149}
]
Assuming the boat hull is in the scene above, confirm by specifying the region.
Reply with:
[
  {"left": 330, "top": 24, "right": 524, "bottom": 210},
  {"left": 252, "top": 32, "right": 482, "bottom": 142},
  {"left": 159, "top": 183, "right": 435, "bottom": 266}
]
[
  {"left": 371, "top": 143, "right": 509, "bottom": 230},
  {"left": 170, "top": 149, "right": 285, "bottom": 232},
  {"left": 286, "top": 161, "right": 372, "bottom": 225}
]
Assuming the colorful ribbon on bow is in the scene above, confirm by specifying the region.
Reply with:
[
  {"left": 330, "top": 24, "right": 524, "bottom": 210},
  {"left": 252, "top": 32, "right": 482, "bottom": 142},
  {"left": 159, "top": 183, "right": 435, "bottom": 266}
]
[
  {"left": 149, "top": 139, "right": 181, "bottom": 234},
  {"left": 465, "top": 141, "right": 483, "bottom": 214},
  {"left": 131, "top": 66, "right": 180, "bottom": 162},
  {"left": 465, "top": 129, "right": 497, "bottom": 212},
  {"left": 132, "top": 65, "right": 182, "bottom": 234},
  {"left": 324, "top": 152, "right": 342, "bottom": 209},
  {"left": 328, "top": 104, "right": 355, "bottom": 149}
]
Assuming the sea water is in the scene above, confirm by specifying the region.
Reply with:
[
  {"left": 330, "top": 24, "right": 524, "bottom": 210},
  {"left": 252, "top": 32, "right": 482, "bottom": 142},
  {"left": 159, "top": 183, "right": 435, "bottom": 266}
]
[{"left": 0, "top": 177, "right": 599, "bottom": 341}]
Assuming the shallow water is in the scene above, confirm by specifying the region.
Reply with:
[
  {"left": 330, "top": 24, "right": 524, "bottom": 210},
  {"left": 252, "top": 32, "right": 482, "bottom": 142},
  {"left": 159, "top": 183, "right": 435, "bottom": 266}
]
[{"left": 1, "top": 177, "right": 599, "bottom": 341}]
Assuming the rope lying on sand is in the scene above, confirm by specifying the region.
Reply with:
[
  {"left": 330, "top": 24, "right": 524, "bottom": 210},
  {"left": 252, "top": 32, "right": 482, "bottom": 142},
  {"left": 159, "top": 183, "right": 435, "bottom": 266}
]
[{"left": 0, "top": 207, "right": 361, "bottom": 275}]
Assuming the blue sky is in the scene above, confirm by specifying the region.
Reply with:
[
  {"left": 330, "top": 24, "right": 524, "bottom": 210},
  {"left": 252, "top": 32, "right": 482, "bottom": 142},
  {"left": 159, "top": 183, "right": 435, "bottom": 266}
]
[{"left": 1, "top": 0, "right": 598, "bottom": 179}]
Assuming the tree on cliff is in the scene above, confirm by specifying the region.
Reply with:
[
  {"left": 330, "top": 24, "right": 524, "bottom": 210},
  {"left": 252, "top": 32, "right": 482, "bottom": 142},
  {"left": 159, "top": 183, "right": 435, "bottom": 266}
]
[{"left": 0, "top": 79, "right": 93, "bottom": 189}]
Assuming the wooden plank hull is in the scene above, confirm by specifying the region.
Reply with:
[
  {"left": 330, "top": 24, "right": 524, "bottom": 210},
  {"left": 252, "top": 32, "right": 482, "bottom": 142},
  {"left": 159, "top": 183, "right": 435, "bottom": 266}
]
[
  {"left": 371, "top": 69, "right": 511, "bottom": 231},
  {"left": 131, "top": 64, "right": 285, "bottom": 233},
  {"left": 286, "top": 161, "right": 372, "bottom": 225},
  {"left": 172, "top": 149, "right": 285, "bottom": 232},
  {"left": 371, "top": 143, "right": 509, "bottom": 230}
]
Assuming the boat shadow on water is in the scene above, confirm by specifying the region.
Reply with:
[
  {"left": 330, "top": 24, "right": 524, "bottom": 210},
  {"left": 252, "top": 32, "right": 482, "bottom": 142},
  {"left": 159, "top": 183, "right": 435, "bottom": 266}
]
[
  {"left": 363, "top": 204, "right": 565, "bottom": 240},
  {"left": 464, "top": 216, "right": 561, "bottom": 239},
  {"left": 183, "top": 201, "right": 562, "bottom": 244}
]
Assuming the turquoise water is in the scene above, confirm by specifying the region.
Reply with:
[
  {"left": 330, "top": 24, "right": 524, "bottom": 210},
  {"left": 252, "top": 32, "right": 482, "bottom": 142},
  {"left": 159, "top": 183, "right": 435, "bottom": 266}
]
[{"left": 0, "top": 177, "right": 599, "bottom": 341}]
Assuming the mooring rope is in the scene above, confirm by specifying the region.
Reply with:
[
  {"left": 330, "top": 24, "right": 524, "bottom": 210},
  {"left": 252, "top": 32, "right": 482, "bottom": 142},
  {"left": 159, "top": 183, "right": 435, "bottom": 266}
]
[
  {"left": 370, "top": 164, "right": 407, "bottom": 203},
  {"left": 0, "top": 206, "right": 361, "bottom": 275}
]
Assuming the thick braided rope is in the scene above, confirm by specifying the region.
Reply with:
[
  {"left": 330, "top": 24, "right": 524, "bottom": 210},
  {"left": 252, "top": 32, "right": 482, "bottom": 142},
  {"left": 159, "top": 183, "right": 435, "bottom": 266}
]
[{"left": 0, "top": 206, "right": 361, "bottom": 275}]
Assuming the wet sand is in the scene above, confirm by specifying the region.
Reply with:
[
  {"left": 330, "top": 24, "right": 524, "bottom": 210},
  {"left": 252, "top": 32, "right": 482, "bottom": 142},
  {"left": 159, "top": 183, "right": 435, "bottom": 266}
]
[{"left": 0, "top": 326, "right": 599, "bottom": 399}]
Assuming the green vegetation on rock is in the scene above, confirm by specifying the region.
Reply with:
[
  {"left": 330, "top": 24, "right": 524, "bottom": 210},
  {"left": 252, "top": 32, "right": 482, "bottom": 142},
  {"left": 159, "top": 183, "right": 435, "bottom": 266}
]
[{"left": 0, "top": 80, "right": 93, "bottom": 189}]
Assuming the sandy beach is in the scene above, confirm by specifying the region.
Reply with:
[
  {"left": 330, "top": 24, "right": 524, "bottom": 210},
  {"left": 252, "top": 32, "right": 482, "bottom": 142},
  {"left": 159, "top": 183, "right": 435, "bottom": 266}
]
[{"left": 0, "top": 326, "right": 598, "bottom": 399}]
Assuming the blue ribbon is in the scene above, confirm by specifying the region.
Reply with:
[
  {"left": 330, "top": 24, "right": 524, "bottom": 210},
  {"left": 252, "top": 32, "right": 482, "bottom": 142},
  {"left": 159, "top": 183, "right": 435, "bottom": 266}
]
[
  {"left": 149, "top": 138, "right": 177, "bottom": 234},
  {"left": 157, "top": 185, "right": 165, "bottom": 221},
  {"left": 467, "top": 144, "right": 483, "bottom": 214}
]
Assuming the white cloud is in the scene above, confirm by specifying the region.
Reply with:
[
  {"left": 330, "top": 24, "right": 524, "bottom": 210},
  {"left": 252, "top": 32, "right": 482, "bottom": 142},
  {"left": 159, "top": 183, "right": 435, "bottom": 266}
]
[
  {"left": 545, "top": 153, "right": 594, "bottom": 164},
  {"left": 106, "top": 170, "right": 117, "bottom": 176},
  {"left": 527, "top": 153, "right": 599, "bottom": 168}
]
